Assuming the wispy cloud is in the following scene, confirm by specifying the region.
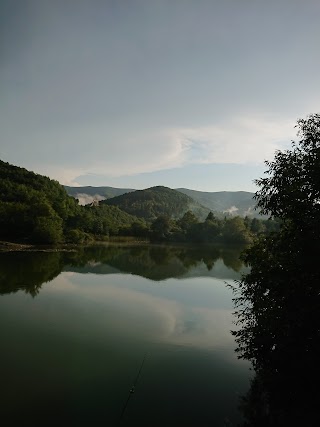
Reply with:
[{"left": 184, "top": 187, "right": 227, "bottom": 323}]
[
  {"left": 1, "top": 0, "right": 319, "bottom": 191},
  {"left": 171, "top": 115, "right": 296, "bottom": 166},
  {"left": 42, "top": 114, "right": 296, "bottom": 185},
  {"left": 17, "top": 114, "right": 296, "bottom": 187}
]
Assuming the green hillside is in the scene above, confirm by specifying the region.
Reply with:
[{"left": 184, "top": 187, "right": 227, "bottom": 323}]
[
  {"left": 0, "top": 160, "right": 143, "bottom": 244},
  {"left": 103, "top": 186, "right": 210, "bottom": 221},
  {"left": 0, "top": 160, "right": 78, "bottom": 243},
  {"left": 65, "top": 185, "right": 261, "bottom": 217},
  {"left": 0, "top": 161, "right": 277, "bottom": 245}
]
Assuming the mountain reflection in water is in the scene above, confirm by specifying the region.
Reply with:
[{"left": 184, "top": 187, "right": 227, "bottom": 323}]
[
  {"left": 0, "top": 244, "right": 249, "bottom": 296},
  {"left": 0, "top": 244, "right": 251, "bottom": 427}
]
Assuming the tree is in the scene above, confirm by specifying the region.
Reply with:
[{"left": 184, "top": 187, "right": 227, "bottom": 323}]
[
  {"left": 249, "top": 217, "right": 265, "bottom": 234},
  {"left": 222, "top": 216, "right": 253, "bottom": 244},
  {"left": 205, "top": 211, "right": 215, "bottom": 222},
  {"left": 177, "top": 210, "right": 198, "bottom": 232},
  {"left": 32, "top": 215, "right": 64, "bottom": 244},
  {"left": 232, "top": 114, "right": 320, "bottom": 426},
  {"left": 255, "top": 113, "right": 320, "bottom": 231},
  {"left": 151, "top": 215, "right": 172, "bottom": 240}
]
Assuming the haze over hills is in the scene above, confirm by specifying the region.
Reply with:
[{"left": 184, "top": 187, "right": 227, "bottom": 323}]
[
  {"left": 64, "top": 185, "right": 134, "bottom": 205},
  {"left": 65, "top": 185, "right": 259, "bottom": 218},
  {"left": 177, "top": 188, "right": 257, "bottom": 217}
]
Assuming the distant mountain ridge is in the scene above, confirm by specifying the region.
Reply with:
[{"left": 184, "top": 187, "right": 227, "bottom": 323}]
[
  {"left": 65, "top": 185, "right": 259, "bottom": 217},
  {"left": 176, "top": 188, "right": 257, "bottom": 217},
  {"left": 64, "top": 185, "right": 134, "bottom": 205}
]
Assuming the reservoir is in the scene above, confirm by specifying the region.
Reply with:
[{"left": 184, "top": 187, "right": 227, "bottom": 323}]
[{"left": 0, "top": 244, "right": 251, "bottom": 426}]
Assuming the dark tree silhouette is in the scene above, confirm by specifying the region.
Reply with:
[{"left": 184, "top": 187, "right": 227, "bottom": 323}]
[{"left": 232, "top": 114, "right": 320, "bottom": 426}]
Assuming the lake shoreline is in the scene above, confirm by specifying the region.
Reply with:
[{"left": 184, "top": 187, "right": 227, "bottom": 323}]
[
  {"left": 0, "top": 238, "right": 150, "bottom": 252},
  {"left": 0, "top": 240, "right": 78, "bottom": 253},
  {"left": 0, "top": 238, "right": 248, "bottom": 253}
]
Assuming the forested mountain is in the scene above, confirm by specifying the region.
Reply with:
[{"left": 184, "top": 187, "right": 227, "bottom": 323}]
[
  {"left": 64, "top": 185, "right": 134, "bottom": 205},
  {"left": 0, "top": 160, "right": 144, "bottom": 244},
  {"left": 102, "top": 186, "right": 210, "bottom": 221},
  {"left": 65, "top": 185, "right": 260, "bottom": 217},
  {"left": 1, "top": 159, "right": 275, "bottom": 246}
]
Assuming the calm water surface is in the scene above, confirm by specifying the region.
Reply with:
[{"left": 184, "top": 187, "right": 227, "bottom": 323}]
[{"left": 0, "top": 244, "right": 251, "bottom": 426}]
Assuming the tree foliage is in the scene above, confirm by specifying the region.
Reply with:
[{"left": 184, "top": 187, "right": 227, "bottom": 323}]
[
  {"left": 0, "top": 160, "right": 144, "bottom": 244},
  {"left": 149, "top": 210, "right": 275, "bottom": 244},
  {"left": 232, "top": 114, "right": 320, "bottom": 426},
  {"left": 0, "top": 159, "right": 280, "bottom": 246}
]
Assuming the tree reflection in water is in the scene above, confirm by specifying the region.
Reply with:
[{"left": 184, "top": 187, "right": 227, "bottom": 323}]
[
  {"left": 233, "top": 239, "right": 320, "bottom": 427},
  {"left": 0, "top": 243, "right": 247, "bottom": 296},
  {"left": 0, "top": 251, "right": 64, "bottom": 297}
]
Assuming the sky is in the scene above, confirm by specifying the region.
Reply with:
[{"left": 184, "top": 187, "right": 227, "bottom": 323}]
[{"left": 1, "top": 0, "right": 319, "bottom": 192}]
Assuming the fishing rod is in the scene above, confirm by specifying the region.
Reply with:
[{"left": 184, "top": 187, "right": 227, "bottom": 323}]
[{"left": 118, "top": 352, "right": 148, "bottom": 423}]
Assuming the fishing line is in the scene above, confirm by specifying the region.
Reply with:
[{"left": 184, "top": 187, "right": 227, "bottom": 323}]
[{"left": 118, "top": 352, "right": 148, "bottom": 423}]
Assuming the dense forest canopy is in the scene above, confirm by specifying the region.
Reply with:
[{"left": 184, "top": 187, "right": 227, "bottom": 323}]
[
  {"left": 0, "top": 160, "right": 144, "bottom": 244},
  {"left": 0, "top": 160, "right": 75, "bottom": 243},
  {"left": 0, "top": 160, "right": 278, "bottom": 245},
  {"left": 148, "top": 211, "right": 279, "bottom": 244}
]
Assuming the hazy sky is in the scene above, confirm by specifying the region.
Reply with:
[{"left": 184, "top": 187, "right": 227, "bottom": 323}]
[{"left": 1, "top": 0, "right": 319, "bottom": 191}]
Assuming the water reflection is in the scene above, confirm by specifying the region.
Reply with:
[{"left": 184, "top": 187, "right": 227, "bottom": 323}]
[
  {"left": 0, "top": 244, "right": 249, "bottom": 296},
  {"left": 0, "top": 244, "right": 251, "bottom": 426},
  {"left": 0, "top": 251, "right": 63, "bottom": 296}
]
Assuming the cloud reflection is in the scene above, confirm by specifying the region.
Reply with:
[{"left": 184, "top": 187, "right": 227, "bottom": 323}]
[{"left": 47, "top": 272, "right": 238, "bottom": 359}]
